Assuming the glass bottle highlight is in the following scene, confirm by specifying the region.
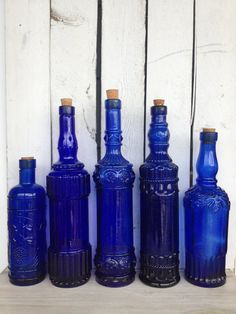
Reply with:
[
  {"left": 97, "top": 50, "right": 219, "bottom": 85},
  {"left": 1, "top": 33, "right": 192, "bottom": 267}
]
[
  {"left": 184, "top": 128, "right": 230, "bottom": 287},
  {"left": 8, "top": 157, "right": 46, "bottom": 286},
  {"left": 93, "top": 89, "right": 136, "bottom": 287},
  {"left": 139, "top": 99, "right": 180, "bottom": 287},
  {"left": 47, "top": 98, "right": 91, "bottom": 288}
]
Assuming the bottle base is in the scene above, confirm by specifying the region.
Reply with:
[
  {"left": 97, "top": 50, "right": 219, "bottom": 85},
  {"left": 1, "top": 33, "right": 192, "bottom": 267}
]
[
  {"left": 95, "top": 273, "right": 135, "bottom": 288},
  {"left": 139, "top": 273, "right": 180, "bottom": 288},
  {"left": 50, "top": 274, "right": 91, "bottom": 288},
  {"left": 9, "top": 273, "right": 45, "bottom": 286},
  {"left": 185, "top": 274, "right": 226, "bottom": 288}
]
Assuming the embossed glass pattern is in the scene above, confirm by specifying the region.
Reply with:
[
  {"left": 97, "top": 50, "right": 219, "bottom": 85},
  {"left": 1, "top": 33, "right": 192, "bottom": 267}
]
[
  {"left": 93, "top": 93, "right": 136, "bottom": 287},
  {"left": 184, "top": 130, "right": 230, "bottom": 287},
  {"left": 47, "top": 102, "right": 91, "bottom": 288},
  {"left": 139, "top": 102, "right": 180, "bottom": 287},
  {"left": 8, "top": 158, "right": 46, "bottom": 286}
]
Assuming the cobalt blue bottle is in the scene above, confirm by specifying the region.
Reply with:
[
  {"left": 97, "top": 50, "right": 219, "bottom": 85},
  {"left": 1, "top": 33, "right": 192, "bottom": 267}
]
[
  {"left": 47, "top": 98, "right": 91, "bottom": 288},
  {"left": 184, "top": 128, "right": 230, "bottom": 287},
  {"left": 8, "top": 157, "right": 46, "bottom": 286},
  {"left": 139, "top": 99, "right": 180, "bottom": 287},
  {"left": 93, "top": 89, "right": 136, "bottom": 287}
]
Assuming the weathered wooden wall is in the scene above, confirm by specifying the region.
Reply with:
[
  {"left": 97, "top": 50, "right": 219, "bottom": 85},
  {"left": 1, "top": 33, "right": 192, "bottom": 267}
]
[{"left": 1, "top": 0, "right": 236, "bottom": 272}]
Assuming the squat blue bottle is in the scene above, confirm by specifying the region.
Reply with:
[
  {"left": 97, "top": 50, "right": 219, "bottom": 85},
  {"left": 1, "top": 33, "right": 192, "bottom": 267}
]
[
  {"left": 93, "top": 89, "right": 136, "bottom": 287},
  {"left": 47, "top": 98, "right": 91, "bottom": 288},
  {"left": 184, "top": 128, "right": 230, "bottom": 287},
  {"left": 139, "top": 99, "right": 180, "bottom": 287},
  {"left": 8, "top": 157, "right": 46, "bottom": 286}
]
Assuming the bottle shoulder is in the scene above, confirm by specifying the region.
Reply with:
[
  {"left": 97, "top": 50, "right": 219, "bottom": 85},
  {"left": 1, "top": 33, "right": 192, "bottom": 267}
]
[
  {"left": 93, "top": 161, "right": 135, "bottom": 187},
  {"left": 8, "top": 183, "right": 46, "bottom": 198},
  {"left": 140, "top": 160, "right": 178, "bottom": 181},
  {"left": 184, "top": 184, "right": 230, "bottom": 210}
]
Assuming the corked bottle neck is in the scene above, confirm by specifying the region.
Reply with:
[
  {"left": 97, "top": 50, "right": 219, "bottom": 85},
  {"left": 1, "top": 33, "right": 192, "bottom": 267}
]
[
  {"left": 58, "top": 105, "right": 78, "bottom": 163},
  {"left": 19, "top": 158, "right": 36, "bottom": 185},
  {"left": 196, "top": 130, "right": 218, "bottom": 187},
  {"left": 104, "top": 99, "right": 122, "bottom": 155},
  {"left": 147, "top": 104, "right": 171, "bottom": 162}
]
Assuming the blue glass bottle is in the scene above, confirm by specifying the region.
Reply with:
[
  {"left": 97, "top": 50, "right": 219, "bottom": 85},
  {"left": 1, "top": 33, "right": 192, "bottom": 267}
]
[
  {"left": 47, "top": 98, "right": 91, "bottom": 288},
  {"left": 184, "top": 128, "right": 230, "bottom": 287},
  {"left": 93, "top": 89, "right": 136, "bottom": 287},
  {"left": 139, "top": 99, "right": 180, "bottom": 287},
  {"left": 8, "top": 157, "right": 46, "bottom": 286}
]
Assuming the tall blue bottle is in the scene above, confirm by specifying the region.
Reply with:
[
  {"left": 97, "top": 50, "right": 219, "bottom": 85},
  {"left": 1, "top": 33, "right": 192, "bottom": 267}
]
[
  {"left": 8, "top": 157, "right": 46, "bottom": 286},
  {"left": 93, "top": 89, "right": 136, "bottom": 287},
  {"left": 47, "top": 98, "right": 91, "bottom": 288},
  {"left": 184, "top": 128, "right": 230, "bottom": 287},
  {"left": 139, "top": 99, "right": 180, "bottom": 287}
]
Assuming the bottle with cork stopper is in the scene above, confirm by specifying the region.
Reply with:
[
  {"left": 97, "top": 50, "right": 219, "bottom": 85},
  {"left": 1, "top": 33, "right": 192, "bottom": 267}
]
[
  {"left": 93, "top": 89, "right": 136, "bottom": 287},
  {"left": 139, "top": 98, "right": 180, "bottom": 287},
  {"left": 47, "top": 98, "right": 91, "bottom": 288},
  {"left": 8, "top": 157, "right": 47, "bottom": 285},
  {"left": 184, "top": 128, "right": 230, "bottom": 287}
]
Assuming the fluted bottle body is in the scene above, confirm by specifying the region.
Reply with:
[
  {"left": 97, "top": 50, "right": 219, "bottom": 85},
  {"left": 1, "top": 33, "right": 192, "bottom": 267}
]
[
  {"left": 184, "top": 129, "right": 230, "bottom": 287},
  {"left": 93, "top": 91, "right": 136, "bottom": 287},
  {"left": 8, "top": 158, "right": 46, "bottom": 286},
  {"left": 139, "top": 101, "right": 180, "bottom": 287},
  {"left": 47, "top": 100, "right": 91, "bottom": 288}
]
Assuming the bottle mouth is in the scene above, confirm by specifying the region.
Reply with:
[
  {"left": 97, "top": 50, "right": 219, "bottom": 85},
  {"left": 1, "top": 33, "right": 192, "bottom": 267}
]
[
  {"left": 19, "top": 157, "right": 36, "bottom": 169},
  {"left": 200, "top": 128, "right": 217, "bottom": 143}
]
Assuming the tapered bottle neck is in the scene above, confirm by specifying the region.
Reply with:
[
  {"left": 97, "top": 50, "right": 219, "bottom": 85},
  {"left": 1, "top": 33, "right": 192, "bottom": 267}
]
[
  {"left": 104, "top": 99, "right": 122, "bottom": 155},
  {"left": 196, "top": 131, "right": 218, "bottom": 187},
  {"left": 58, "top": 105, "right": 78, "bottom": 163},
  {"left": 19, "top": 158, "right": 36, "bottom": 185},
  {"left": 147, "top": 105, "right": 171, "bottom": 162}
]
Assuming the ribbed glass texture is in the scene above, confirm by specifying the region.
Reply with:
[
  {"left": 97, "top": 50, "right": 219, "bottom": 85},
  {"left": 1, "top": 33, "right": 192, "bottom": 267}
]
[
  {"left": 47, "top": 105, "right": 91, "bottom": 288},
  {"left": 139, "top": 104, "right": 180, "bottom": 287},
  {"left": 184, "top": 131, "right": 230, "bottom": 287}
]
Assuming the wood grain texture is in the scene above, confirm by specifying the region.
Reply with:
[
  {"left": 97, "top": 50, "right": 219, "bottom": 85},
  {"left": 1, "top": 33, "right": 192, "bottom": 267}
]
[
  {"left": 0, "top": 0, "right": 7, "bottom": 272},
  {"left": 146, "top": 0, "right": 194, "bottom": 267},
  {"left": 194, "top": 0, "right": 236, "bottom": 269},
  {"left": 50, "top": 0, "right": 98, "bottom": 254},
  {"left": 101, "top": 0, "right": 146, "bottom": 260},
  {"left": 5, "top": 0, "right": 51, "bottom": 189},
  {"left": 0, "top": 271, "right": 236, "bottom": 314}
]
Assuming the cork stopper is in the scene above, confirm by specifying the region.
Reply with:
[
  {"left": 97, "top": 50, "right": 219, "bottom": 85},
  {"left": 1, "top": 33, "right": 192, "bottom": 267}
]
[
  {"left": 153, "top": 99, "right": 165, "bottom": 106},
  {"left": 203, "top": 128, "right": 216, "bottom": 133},
  {"left": 21, "top": 157, "right": 34, "bottom": 160},
  {"left": 61, "top": 98, "right": 72, "bottom": 106},
  {"left": 106, "top": 89, "right": 119, "bottom": 99}
]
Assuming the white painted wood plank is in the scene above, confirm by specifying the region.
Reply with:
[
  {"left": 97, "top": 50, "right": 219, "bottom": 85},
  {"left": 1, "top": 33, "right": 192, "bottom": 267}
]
[
  {"left": 194, "top": 0, "right": 236, "bottom": 270},
  {"left": 5, "top": 0, "right": 51, "bottom": 190},
  {"left": 50, "top": 0, "right": 98, "bottom": 255},
  {"left": 101, "top": 0, "right": 146, "bottom": 259},
  {"left": 0, "top": 0, "right": 7, "bottom": 273},
  {"left": 146, "top": 0, "right": 194, "bottom": 267},
  {"left": 0, "top": 271, "right": 236, "bottom": 314}
]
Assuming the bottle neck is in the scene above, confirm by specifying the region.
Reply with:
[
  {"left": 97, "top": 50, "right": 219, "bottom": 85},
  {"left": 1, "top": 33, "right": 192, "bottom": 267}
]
[
  {"left": 196, "top": 132, "right": 218, "bottom": 187},
  {"left": 104, "top": 99, "right": 122, "bottom": 155},
  {"left": 58, "top": 106, "right": 78, "bottom": 163},
  {"left": 20, "top": 168, "right": 35, "bottom": 185},
  {"left": 147, "top": 105, "right": 171, "bottom": 162}
]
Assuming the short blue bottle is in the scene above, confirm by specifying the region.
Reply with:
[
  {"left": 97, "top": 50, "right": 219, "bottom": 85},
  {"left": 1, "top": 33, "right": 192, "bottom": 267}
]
[
  {"left": 184, "top": 128, "right": 230, "bottom": 287},
  {"left": 8, "top": 157, "right": 46, "bottom": 286},
  {"left": 47, "top": 98, "right": 91, "bottom": 288},
  {"left": 139, "top": 99, "right": 180, "bottom": 287},
  {"left": 93, "top": 89, "right": 136, "bottom": 287}
]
